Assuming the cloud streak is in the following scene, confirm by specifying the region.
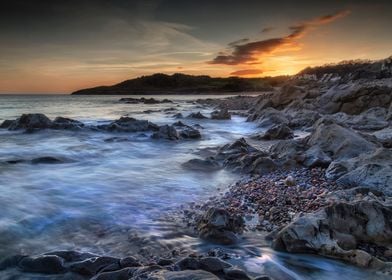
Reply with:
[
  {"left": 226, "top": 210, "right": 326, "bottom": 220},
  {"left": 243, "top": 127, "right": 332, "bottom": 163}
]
[{"left": 209, "top": 10, "right": 351, "bottom": 66}]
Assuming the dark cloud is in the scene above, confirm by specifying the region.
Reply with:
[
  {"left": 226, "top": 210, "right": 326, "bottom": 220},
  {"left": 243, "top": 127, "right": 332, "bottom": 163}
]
[
  {"left": 230, "top": 69, "right": 263, "bottom": 76},
  {"left": 261, "top": 27, "right": 274, "bottom": 33},
  {"left": 228, "top": 38, "right": 250, "bottom": 47},
  {"left": 209, "top": 10, "right": 350, "bottom": 65}
]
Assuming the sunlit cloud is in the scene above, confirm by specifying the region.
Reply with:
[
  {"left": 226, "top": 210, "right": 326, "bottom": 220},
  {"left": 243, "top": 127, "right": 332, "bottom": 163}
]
[{"left": 209, "top": 10, "right": 351, "bottom": 67}]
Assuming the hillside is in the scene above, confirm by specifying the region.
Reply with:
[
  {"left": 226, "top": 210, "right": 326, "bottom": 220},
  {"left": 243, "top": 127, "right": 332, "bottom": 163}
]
[{"left": 71, "top": 73, "right": 288, "bottom": 95}]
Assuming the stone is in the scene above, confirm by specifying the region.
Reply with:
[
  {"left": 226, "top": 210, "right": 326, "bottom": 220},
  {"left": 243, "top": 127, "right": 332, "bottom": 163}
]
[
  {"left": 198, "top": 257, "right": 231, "bottom": 273},
  {"left": 18, "top": 255, "right": 66, "bottom": 274},
  {"left": 90, "top": 267, "right": 132, "bottom": 280},
  {"left": 100, "top": 116, "right": 158, "bottom": 132},
  {"left": 223, "top": 268, "right": 252, "bottom": 280},
  {"left": 152, "top": 125, "right": 180, "bottom": 140},
  {"left": 52, "top": 117, "right": 84, "bottom": 129},
  {"left": 258, "top": 124, "right": 294, "bottom": 140},
  {"left": 272, "top": 200, "right": 392, "bottom": 268},
  {"left": 8, "top": 113, "right": 53, "bottom": 131},
  {"left": 197, "top": 208, "right": 244, "bottom": 244},
  {"left": 211, "top": 109, "right": 231, "bottom": 120},
  {"left": 187, "top": 112, "right": 208, "bottom": 119},
  {"left": 69, "top": 256, "right": 120, "bottom": 276}
]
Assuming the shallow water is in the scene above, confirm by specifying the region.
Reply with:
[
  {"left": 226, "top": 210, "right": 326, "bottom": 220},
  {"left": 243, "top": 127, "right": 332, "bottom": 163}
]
[{"left": 0, "top": 95, "right": 388, "bottom": 279}]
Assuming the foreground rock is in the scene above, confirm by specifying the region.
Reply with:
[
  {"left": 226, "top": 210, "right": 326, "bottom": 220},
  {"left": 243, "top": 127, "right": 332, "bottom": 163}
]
[
  {"left": 254, "top": 124, "right": 293, "bottom": 140},
  {"left": 1, "top": 113, "right": 84, "bottom": 132},
  {"left": 272, "top": 200, "right": 392, "bottom": 268},
  {"left": 196, "top": 208, "right": 244, "bottom": 244},
  {"left": 97, "top": 116, "right": 159, "bottom": 132},
  {"left": 152, "top": 122, "right": 201, "bottom": 141}
]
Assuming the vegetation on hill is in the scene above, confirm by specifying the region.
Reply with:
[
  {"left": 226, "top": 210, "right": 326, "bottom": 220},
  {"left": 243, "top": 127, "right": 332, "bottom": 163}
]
[{"left": 71, "top": 73, "right": 289, "bottom": 95}]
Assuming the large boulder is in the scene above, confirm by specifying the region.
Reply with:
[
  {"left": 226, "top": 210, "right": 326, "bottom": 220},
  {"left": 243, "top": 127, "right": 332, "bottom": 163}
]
[
  {"left": 248, "top": 108, "right": 289, "bottom": 128},
  {"left": 305, "top": 118, "right": 378, "bottom": 160},
  {"left": 187, "top": 112, "right": 208, "bottom": 119},
  {"left": 272, "top": 200, "right": 392, "bottom": 268},
  {"left": 152, "top": 125, "right": 180, "bottom": 140},
  {"left": 331, "top": 148, "right": 392, "bottom": 195},
  {"left": 319, "top": 85, "right": 392, "bottom": 115},
  {"left": 52, "top": 117, "right": 84, "bottom": 130},
  {"left": 99, "top": 117, "right": 159, "bottom": 132},
  {"left": 196, "top": 208, "right": 244, "bottom": 245},
  {"left": 6, "top": 113, "right": 53, "bottom": 131}
]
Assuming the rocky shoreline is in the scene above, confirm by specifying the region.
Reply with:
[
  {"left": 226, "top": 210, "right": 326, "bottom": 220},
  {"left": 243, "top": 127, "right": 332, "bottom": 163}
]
[{"left": 1, "top": 64, "right": 391, "bottom": 279}]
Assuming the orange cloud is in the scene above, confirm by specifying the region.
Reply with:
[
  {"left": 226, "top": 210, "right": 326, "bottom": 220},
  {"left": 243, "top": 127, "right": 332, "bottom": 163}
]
[
  {"left": 230, "top": 69, "right": 263, "bottom": 76},
  {"left": 209, "top": 10, "right": 351, "bottom": 66}
]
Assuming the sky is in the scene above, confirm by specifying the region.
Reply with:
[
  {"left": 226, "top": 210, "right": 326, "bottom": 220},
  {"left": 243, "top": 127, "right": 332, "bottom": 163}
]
[{"left": 0, "top": 0, "right": 391, "bottom": 93}]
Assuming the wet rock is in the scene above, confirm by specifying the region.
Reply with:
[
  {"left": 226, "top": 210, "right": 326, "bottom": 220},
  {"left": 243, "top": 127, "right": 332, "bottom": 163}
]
[
  {"left": 306, "top": 118, "right": 378, "bottom": 160},
  {"left": 223, "top": 267, "right": 251, "bottom": 280},
  {"left": 211, "top": 109, "right": 231, "bottom": 120},
  {"left": 250, "top": 108, "right": 289, "bottom": 128},
  {"left": 120, "top": 97, "right": 172, "bottom": 104},
  {"left": 69, "top": 256, "right": 120, "bottom": 276},
  {"left": 187, "top": 112, "right": 208, "bottom": 119},
  {"left": 179, "top": 127, "right": 201, "bottom": 139},
  {"left": 31, "top": 156, "right": 67, "bottom": 164},
  {"left": 0, "top": 255, "right": 26, "bottom": 270},
  {"left": 43, "top": 250, "right": 99, "bottom": 262},
  {"left": 0, "top": 119, "right": 14, "bottom": 129},
  {"left": 18, "top": 255, "right": 66, "bottom": 274},
  {"left": 182, "top": 158, "right": 222, "bottom": 171},
  {"left": 119, "top": 256, "right": 141, "bottom": 268},
  {"left": 100, "top": 116, "right": 158, "bottom": 132},
  {"left": 152, "top": 125, "right": 180, "bottom": 140},
  {"left": 52, "top": 117, "right": 84, "bottom": 129},
  {"left": 157, "top": 258, "right": 174, "bottom": 266},
  {"left": 7, "top": 113, "right": 53, "bottom": 131},
  {"left": 284, "top": 175, "right": 296, "bottom": 186},
  {"left": 154, "top": 269, "right": 220, "bottom": 280},
  {"left": 198, "top": 257, "right": 231, "bottom": 273},
  {"left": 175, "top": 257, "right": 201, "bottom": 270},
  {"left": 91, "top": 267, "right": 132, "bottom": 280},
  {"left": 258, "top": 124, "right": 294, "bottom": 140},
  {"left": 197, "top": 208, "right": 244, "bottom": 244},
  {"left": 272, "top": 200, "right": 392, "bottom": 268}
]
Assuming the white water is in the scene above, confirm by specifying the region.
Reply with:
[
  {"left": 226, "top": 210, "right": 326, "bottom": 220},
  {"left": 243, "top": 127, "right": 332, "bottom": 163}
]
[{"left": 0, "top": 95, "right": 388, "bottom": 279}]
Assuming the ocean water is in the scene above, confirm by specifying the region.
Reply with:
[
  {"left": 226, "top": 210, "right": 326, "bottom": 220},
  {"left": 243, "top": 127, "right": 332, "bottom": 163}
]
[{"left": 0, "top": 95, "right": 387, "bottom": 279}]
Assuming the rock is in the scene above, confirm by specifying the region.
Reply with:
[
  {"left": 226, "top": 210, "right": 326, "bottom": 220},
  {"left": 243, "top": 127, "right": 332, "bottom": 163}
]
[
  {"left": 216, "top": 138, "right": 257, "bottom": 160},
  {"left": 157, "top": 258, "right": 174, "bottom": 266},
  {"left": 272, "top": 200, "right": 392, "bottom": 268},
  {"left": 211, "top": 109, "right": 231, "bottom": 120},
  {"left": 91, "top": 267, "right": 132, "bottom": 280},
  {"left": 152, "top": 125, "right": 180, "bottom": 140},
  {"left": 52, "top": 117, "right": 84, "bottom": 129},
  {"left": 18, "top": 255, "right": 66, "bottom": 274},
  {"left": 120, "top": 97, "right": 172, "bottom": 104},
  {"left": 182, "top": 158, "right": 222, "bottom": 171},
  {"left": 155, "top": 270, "right": 220, "bottom": 280},
  {"left": 119, "top": 256, "right": 141, "bottom": 268},
  {"left": 69, "top": 256, "right": 120, "bottom": 276},
  {"left": 100, "top": 116, "right": 158, "bottom": 132},
  {"left": 198, "top": 257, "right": 231, "bottom": 273},
  {"left": 43, "top": 250, "right": 99, "bottom": 262},
  {"left": 258, "top": 124, "right": 293, "bottom": 140},
  {"left": 373, "top": 127, "right": 392, "bottom": 148},
  {"left": 7, "top": 113, "right": 53, "bottom": 131},
  {"left": 197, "top": 208, "right": 244, "bottom": 244},
  {"left": 302, "top": 146, "right": 332, "bottom": 168},
  {"left": 175, "top": 257, "right": 200, "bottom": 270},
  {"left": 249, "top": 108, "right": 289, "bottom": 128},
  {"left": 333, "top": 148, "right": 392, "bottom": 195},
  {"left": 0, "top": 119, "right": 14, "bottom": 129},
  {"left": 284, "top": 175, "right": 296, "bottom": 186},
  {"left": 30, "top": 156, "right": 66, "bottom": 164},
  {"left": 179, "top": 127, "right": 201, "bottom": 139},
  {"left": 187, "top": 112, "right": 208, "bottom": 119},
  {"left": 223, "top": 268, "right": 252, "bottom": 280},
  {"left": 306, "top": 118, "right": 378, "bottom": 160}
]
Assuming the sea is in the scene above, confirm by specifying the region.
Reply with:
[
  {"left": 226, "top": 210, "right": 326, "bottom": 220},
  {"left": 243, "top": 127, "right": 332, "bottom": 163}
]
[{"left": 0, "top": 94, "right": 387, "bottom": 279}]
